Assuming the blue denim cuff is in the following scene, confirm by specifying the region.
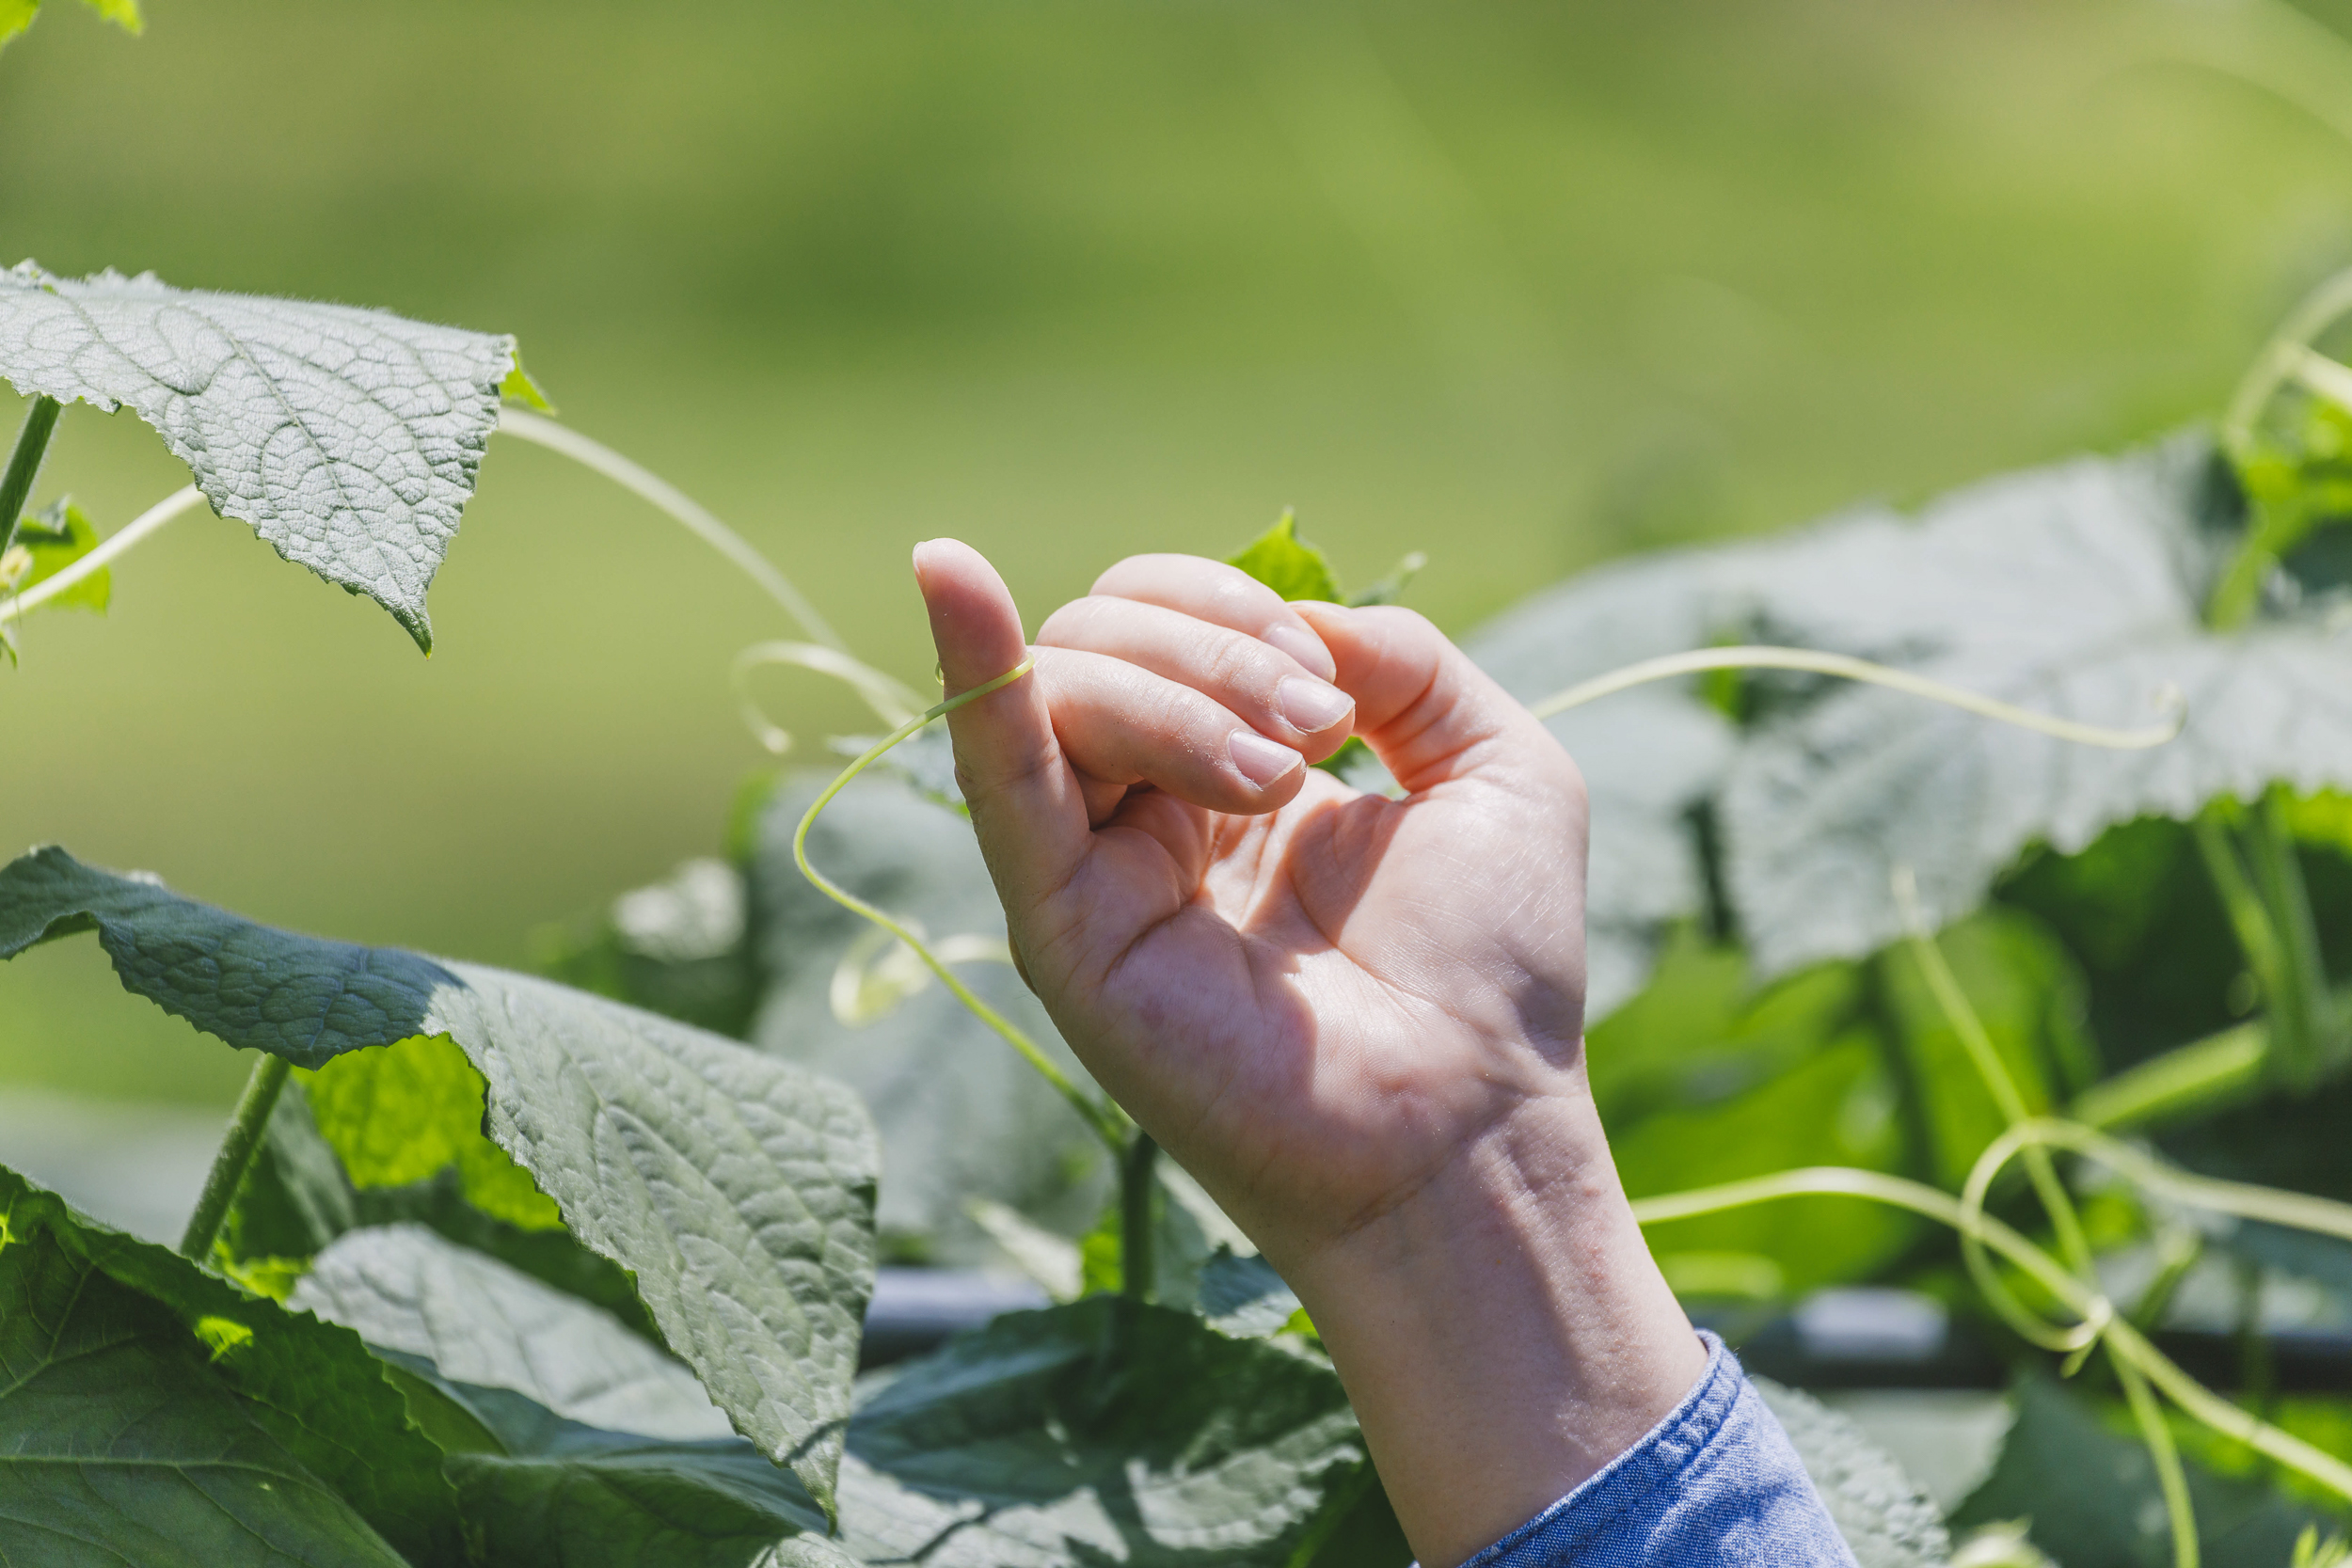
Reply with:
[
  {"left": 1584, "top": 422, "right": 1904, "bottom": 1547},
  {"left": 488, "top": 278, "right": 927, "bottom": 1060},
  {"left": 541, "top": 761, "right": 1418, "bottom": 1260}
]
[{"left": 1450, "top": 1332, "right": 1856, "bottom": 1568}]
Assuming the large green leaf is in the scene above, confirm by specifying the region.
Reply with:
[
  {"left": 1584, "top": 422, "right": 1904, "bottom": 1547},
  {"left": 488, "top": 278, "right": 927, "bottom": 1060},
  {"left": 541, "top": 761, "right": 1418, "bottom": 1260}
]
[
  {"left": 393, "top": 1368, "right": 855, "bottom": 1568},
  {"left": 1752, "top": 1378, "right": 1951, "bottom": 1568},
  {"left": 0, "top": 1164, "right": 457, "bottom": 1565},
  {"left": 0, "top": 846, "right": 882, "bottom": 1516},
  {"left": 1718, "top": 437, "right": 2352, "bottom": 977},
  {"left": 835, "top": 1297, "right": 1366, "bottom": 1567},
  {"left": 1464, "top": 546, "right": 1745, "bottom": 1022},
  {"left": 1951, "top": 1376, "right": 2334, "bottom": 1567},
  {"left": 285, "top": 1222, "right": 855, "bottom": 1567},
  {"left": 228, "top": 1077, "right": 656, "bottom": 1338},
  {"left": 0, "top": 262, "right": 520, "bottom": 651},
  {"left": 292, "top": 1224, "right": 732, "bottom": 1442},
  {"left": 748, "top": 773, "right": 1109, "bottom": 1259},
  {"left": 1466, "top": 435, "right": 2352, "bottom": 1000}
]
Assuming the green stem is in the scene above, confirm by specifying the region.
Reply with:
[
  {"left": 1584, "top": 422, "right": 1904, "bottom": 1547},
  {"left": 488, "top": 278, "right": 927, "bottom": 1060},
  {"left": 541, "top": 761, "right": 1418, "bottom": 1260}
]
[
  {"left": 178, "top": 1053, "right": 291, "bottom": 1261},
  {"left": 1120, "top": 1132, "right": 1159, "bottom": 1303},
  {"left": 0, "top": 395, "right": 62, "bottom": 559},
  {"left": 2249, "top": 786, "right": 2341, "bottom": 1085},
  {"left": 2071, "top": 1022, "right": 2268, "bottom": 1132},
  {"left": 2194, "top": 805, "right": 2309, "bottom": 1087}
]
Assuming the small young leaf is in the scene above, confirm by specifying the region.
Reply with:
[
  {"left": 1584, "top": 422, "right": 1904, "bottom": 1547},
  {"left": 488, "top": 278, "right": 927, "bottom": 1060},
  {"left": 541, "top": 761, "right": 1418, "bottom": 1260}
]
[
  {"left": 0, "top": 0, "right": 139, "bottom": 52},
  {"left": 500, "top": 361, "right": 556, "bottom": 413},
  {"left": 0, "top": 845, "right": 882, "bottom": 1517},
  {"left": 7, "top": 498, "right": 108, "bottom": 611},
  {"left": 0, "top": 262, "right": 521, "bottom": 651},
  {"left": 0, "top": 1164, "right": 464, "bottom": 1564},
  {"left": 1229, "top": 509, "right": 1344, "bottom": 603}
]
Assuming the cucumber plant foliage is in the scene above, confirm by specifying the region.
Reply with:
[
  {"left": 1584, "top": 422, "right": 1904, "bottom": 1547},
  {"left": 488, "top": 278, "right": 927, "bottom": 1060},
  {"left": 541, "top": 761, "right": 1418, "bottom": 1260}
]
[{"left": 10, "top": 19, "right": 2352, "bottom": 1564}]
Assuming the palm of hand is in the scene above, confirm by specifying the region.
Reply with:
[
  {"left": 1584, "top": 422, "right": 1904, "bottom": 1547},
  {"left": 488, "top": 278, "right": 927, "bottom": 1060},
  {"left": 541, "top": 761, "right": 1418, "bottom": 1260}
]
[{"left": 1034, "top": 762, "right": 1591, "bottom": 1260}]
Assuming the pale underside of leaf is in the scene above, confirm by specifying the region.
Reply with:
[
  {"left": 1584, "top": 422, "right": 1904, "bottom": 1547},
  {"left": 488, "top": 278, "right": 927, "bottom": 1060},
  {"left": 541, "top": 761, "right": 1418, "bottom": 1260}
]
[
  {"left": 0, "top": 846, "right": 882, "bottom": 1516},
  {"left": 293, "top": 1223, "right": 734, "bottom": 1441},
  {"left": 0, "top": 262, "right": 517, "bottom": 650},
  {"left": 1752, "top": 1377, "right": 1952, "bottom": 1568}
]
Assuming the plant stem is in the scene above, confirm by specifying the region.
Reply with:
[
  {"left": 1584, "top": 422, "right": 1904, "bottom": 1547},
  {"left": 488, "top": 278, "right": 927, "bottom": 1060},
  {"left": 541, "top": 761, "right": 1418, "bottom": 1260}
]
[
  {"left": 2250, "top": 786, "right": 2341, "bottom": 1084},
  {"left": 178, "top": 1053, "right": 291, "bottom": 1261},
  {"left": 0, "top": 395, "right": 62, "bottom": 558},
  {"left": 1120, "top": 1132, "right": 1158, "bottom": 1304},
  {"left": 2194, "top": 805, "right": 2308, "bottom": 1086},
  {"left": 2071, "top": 1022, "right": 2268, "bottom": 1132}
]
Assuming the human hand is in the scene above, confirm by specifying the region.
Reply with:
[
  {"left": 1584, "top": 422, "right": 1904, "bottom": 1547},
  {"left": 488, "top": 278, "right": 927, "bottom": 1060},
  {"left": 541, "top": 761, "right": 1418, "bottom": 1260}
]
[{"left": 913, "top": 539, "right": 1704, "bottom": 1568}]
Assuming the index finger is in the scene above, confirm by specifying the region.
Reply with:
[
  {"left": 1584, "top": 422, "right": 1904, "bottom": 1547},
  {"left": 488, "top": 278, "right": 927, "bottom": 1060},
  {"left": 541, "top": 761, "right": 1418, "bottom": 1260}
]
[{"left": 1089, "top": 554, "right": 1339, "bottom": 682}]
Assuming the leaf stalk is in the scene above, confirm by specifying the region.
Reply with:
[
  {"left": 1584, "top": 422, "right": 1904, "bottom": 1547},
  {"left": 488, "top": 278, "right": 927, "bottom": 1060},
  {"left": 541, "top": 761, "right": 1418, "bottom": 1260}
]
[
  {"left": 1120, "top": 1132, "right": 1159, "bottom": 1303},
  {"left": 0, "top": 395, "right": 61, "bottom": 560},
  {"left": 177, "top": 1053, "right": 291, "bottom": 1262}
]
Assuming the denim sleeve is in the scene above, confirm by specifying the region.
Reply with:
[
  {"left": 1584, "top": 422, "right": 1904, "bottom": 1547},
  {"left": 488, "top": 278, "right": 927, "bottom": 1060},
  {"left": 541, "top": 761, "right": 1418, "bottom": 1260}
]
[{"left": 1453, "top": 1333, "right": 1857, "bottom": 1568}]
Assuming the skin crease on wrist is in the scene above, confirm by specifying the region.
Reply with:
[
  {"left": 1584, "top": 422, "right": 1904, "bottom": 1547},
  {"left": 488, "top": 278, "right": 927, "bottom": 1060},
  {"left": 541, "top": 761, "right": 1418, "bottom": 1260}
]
[{"left": 910, "top": 537, "right": 1709, "bottom": 1568}]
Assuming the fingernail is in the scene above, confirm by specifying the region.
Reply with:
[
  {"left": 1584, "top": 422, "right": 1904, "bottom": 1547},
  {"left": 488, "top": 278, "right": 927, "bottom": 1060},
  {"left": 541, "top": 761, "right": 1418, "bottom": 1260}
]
[
  {"left": 1276, "top": 676, "right": 1353, "bottom": 735},
  {"left": 1263, "top": 623, "right": 1337, "bottom": 681},
  {"left": 1229, "top": 729, "right": 1302, "bottom": 788}
]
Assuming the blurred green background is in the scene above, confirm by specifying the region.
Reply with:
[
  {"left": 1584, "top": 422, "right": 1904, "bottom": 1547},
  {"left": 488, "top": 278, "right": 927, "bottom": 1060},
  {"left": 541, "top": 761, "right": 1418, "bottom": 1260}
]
[{"left": 6, "top": 0, "right": 2351, "bottom": 1105}]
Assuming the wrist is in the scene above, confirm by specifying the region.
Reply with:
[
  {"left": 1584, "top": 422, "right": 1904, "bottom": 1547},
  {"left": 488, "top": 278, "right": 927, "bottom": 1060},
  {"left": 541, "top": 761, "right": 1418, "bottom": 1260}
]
[{"left": 1277, "top": 1075, "right": 1707, "bottom": 1568}]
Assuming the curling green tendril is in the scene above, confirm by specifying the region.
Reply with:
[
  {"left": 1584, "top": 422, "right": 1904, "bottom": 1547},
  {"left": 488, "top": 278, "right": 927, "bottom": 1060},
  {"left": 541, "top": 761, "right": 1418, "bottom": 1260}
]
[{"left": 791, "top": 657, "right": 1128, "bottom": 1154}]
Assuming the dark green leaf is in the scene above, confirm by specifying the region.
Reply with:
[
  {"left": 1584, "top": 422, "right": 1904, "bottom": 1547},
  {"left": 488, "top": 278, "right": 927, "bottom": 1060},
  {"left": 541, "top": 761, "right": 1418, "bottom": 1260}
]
[
  {"left": 749, "top": 773, "right": 1109, "bottom": 1260},
  {"left": 1228, "top": 510, "right": 1343, "bottom": 603},
  {"left": 837, "top": 1297, "right": 1367, "bottom": 1567},
  {"left": 0, "top": 1164, "right": 458, "bottom": 1565},
  {"left": 0, "top": 263, "right": 520, "bottom": 651},
  {"left": 0, "top": 846, "right": 882, "bottom": 1516},
  {"left": 1952, "top": 1376, "right": 2335, "bottom": 1568},
  {"left": 399, "top": 1370, "right": 855, "bottom": 1568}
]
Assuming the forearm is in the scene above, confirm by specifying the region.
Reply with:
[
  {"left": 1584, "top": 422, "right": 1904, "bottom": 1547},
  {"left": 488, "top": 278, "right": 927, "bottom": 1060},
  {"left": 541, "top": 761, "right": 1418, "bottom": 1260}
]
[{"left": 1278, "top": 1079, "right": 1708, "bottom": 1568}]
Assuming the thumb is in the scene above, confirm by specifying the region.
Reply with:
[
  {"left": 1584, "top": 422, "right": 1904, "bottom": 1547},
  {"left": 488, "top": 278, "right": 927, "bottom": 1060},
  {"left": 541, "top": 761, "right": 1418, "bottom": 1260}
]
[{"left": 911, "top": 538, "right": 1089, "bottom": 917}]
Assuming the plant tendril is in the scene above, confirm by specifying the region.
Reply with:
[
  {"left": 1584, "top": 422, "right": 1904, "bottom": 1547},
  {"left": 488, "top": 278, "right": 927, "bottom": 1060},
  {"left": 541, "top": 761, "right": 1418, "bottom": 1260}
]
[
  {"left": 497, "top": 407, "right": 848, "bottom": 653},
  {"left": 0, "top": 483, "right": 204, "bottom": 626},
  {"left": 793, "top": 657, "right": 1129, "bottom": 1152},
  {"left": 1528, "top": 644, "right": 2185, "bottom": 749}
]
